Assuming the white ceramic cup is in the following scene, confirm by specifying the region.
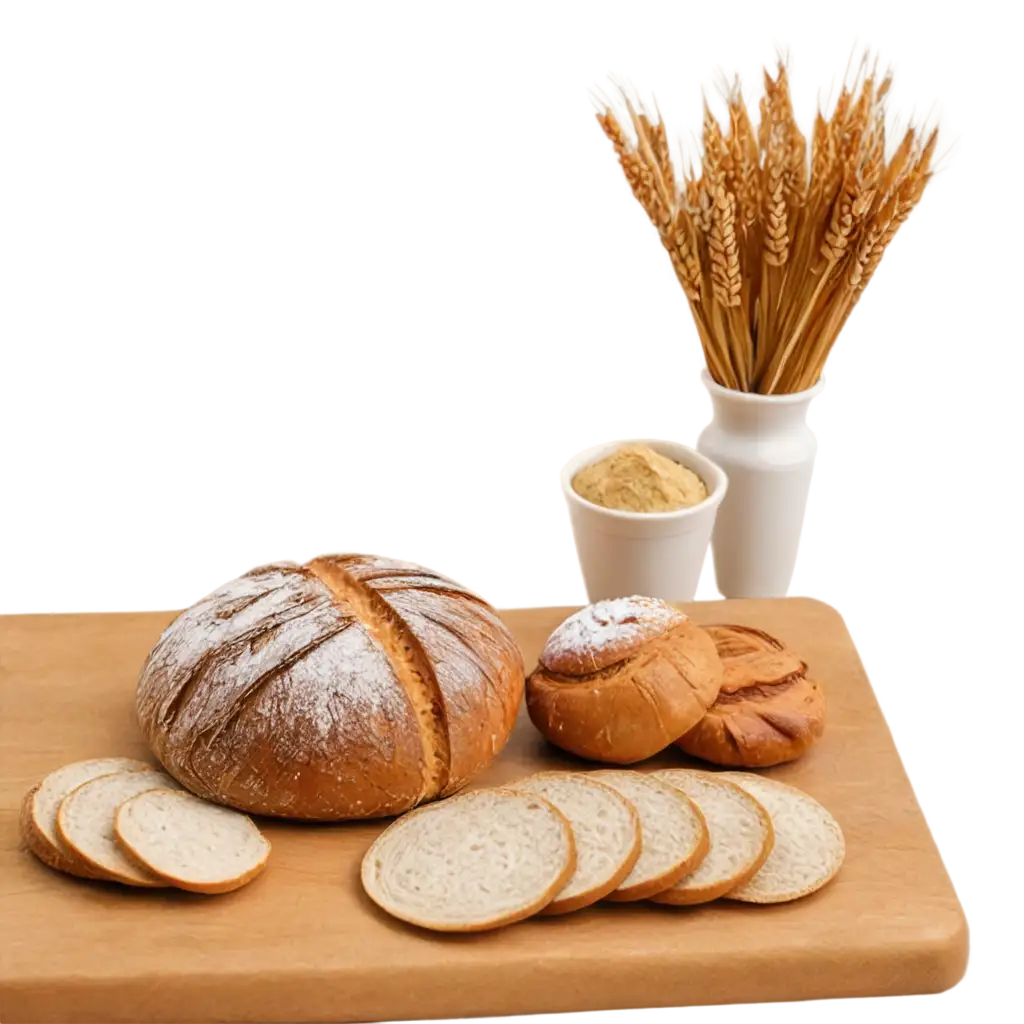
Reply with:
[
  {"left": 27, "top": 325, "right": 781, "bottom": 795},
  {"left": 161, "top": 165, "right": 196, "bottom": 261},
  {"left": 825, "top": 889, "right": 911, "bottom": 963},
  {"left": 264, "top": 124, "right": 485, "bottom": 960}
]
[{"left": 560, "top": 439, "right": 728, "bottom": 604}]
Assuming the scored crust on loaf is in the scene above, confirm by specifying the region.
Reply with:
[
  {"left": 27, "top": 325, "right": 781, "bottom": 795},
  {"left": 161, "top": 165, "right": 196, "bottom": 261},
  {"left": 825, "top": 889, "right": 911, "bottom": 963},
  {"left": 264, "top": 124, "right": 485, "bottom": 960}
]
[
  {"left": 539, "top": 597, "right": 687, "bottom": 675},
  {"left": 20, "top": 758, "right": 154, "bottom": 879},
  {"left": 338, "top": 555, "right": 526, "bottom": 797},
  {"left": 115, "top": 789, "right": 270, "bottom": 894},
  {"left": 649, "top": 769, "right": 774, "bottom": 905},
  {"left": 57, "top": 770, "right": 181, "bottom": 886},
  {"left": 509, "top": 772, "right": 641, "bottom": 914},
  {"left": 136, "top": 557, "right": 525, "bottom": 821},
  {"left": 718, "top": 773, "right": 844, "bottom": 903},
  {"left": 305, "top": 556, "right": 451, "bottom": 800},
  {"left": 589, "top": 771, "right": 709, "bottom": 901},
  {"left": 361, "top": 787, "right": 575, "bottom": 932}
]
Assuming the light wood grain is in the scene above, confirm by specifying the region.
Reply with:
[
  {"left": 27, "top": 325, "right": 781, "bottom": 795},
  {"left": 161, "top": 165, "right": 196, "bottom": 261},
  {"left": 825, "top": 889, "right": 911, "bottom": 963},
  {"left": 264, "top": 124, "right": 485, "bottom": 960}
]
[
  {"left": 0, "top": 599, "right": 968, "bottom": 1023},
  {"left": 528, "top": 593, "right": 1024, "bottom": 1024}
]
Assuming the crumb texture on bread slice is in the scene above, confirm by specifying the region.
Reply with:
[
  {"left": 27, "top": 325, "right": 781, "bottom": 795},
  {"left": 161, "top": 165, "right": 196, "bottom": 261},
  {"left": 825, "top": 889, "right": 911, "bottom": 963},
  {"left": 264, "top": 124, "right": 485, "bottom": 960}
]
[
  {"left": 590, "top": 771, "right": 708, "bottom": 901},
  {"left": 509, "top": 772, "right": 641, "bottom": 914},
  {"left": 57, "top": 770, "right": 180, "bottom": 885},
  {"left": 115, "top": 789, "right": 270, "bottom": 893},
  {"left": 719, "top": 773, "right": 844, "bottom": 903},
  {"left": 361, "top": 788, "right": 574, "bottom": 932},
  {"left": 21, "top": 758, "right": 153, "bottom": 877},
  {"left": 650, "top": 769, "right": 773, "bottom": 904}
]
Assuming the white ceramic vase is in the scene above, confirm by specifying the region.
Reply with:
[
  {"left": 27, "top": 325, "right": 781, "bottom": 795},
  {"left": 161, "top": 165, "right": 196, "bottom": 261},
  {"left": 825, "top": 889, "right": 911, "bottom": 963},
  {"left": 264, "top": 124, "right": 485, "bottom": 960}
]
[{"left": 696, "top": 370, "right": 824, "bottom": 598}]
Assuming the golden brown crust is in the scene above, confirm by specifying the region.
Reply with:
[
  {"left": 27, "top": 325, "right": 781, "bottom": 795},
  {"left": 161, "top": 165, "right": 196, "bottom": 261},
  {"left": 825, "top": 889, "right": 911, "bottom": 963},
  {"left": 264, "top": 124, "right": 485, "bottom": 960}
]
[
  {"left": 335, "top": 555, "right": 525, "bottom": 797},
  {"left": 135, "top": 556, "right": 525, "bottom": 821},
  {"left": 675, "top": 624, "right": 826, "bottom": 767},
  {"left": 526, "top": 619, "right": 723, "bottom": 764},
  {"left": 19, "top": 786, "right": 107, "bottom": 881}
]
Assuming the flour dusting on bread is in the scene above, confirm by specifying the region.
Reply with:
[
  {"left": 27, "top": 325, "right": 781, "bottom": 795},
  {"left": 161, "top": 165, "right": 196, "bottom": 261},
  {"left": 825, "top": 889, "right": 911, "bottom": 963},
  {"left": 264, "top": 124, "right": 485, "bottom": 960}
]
[
  {"left": 136, "top": 555, "right": 525, "bottom": 820},
  {"left": 540, "top": 596, "right": 686, "bottom": 673}
]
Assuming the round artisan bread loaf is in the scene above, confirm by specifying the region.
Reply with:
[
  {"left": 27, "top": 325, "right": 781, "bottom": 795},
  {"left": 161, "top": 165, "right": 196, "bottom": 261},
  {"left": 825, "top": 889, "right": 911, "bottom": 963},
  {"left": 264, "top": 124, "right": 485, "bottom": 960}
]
[
  {"left": 675, "top": 624, "right": 826, "bottom": 767},
  {"left": 526, "top": 597, "right": 722, "bottom": 763},
  {"left": 136, "top": 555, "right": 525, "bottom": 820}
]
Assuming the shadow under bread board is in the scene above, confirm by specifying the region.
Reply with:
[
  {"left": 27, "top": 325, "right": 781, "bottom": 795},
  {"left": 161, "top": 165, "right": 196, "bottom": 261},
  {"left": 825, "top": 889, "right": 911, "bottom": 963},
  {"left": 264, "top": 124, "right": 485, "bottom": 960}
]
[{"left": 0, "top": 598, "right": 967, "bottom": 1024}]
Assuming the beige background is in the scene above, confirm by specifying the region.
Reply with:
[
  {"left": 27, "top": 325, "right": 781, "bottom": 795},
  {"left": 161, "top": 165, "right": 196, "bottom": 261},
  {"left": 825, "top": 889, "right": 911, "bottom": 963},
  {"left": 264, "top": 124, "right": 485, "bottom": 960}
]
[{"left": 2, "top": 8, "right": 1024, "bottom": 610}]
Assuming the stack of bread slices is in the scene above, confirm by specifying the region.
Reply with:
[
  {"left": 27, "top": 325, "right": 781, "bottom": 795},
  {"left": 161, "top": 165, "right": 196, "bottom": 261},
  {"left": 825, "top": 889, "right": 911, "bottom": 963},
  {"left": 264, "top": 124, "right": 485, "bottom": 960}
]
[
  {"left": 21, "top": 758, "right": 270, "bottom": 893},
  {"left": 361, "top": 768, "right": 844, "bottom": 931}
]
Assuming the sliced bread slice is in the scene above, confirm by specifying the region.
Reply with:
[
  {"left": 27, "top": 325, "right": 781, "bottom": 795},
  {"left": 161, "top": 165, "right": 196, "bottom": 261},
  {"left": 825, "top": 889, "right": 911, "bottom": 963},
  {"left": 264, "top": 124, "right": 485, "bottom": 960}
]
[
  {"left": 649, "top": 769, "right": 773, "bottom": 905},
  {"left": 361, "top": 787, "right": 576, "bottom": 932},
  {"left": 20, "top": 758, "right": 153, "bottom": 878},
  {"left": 57, "top": 770, "right": 180, "bottom": 886},
  {"left": 718, "top": 773, "right": 845, "bottom": 903},
  {"left": 115, "top": 789, "right": 270, "bottom": 894},
  {"left": 509, "top": 772, "right": 641, "bottom": 914},
  {"left": 590, "top": 771, "right": 709, "bottom": 901}
]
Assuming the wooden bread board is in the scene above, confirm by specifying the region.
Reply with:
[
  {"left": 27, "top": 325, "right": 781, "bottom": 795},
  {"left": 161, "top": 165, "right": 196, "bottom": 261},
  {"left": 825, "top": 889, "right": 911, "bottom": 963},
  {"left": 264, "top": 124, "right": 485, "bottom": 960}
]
[{"left": 0, "top": 599, "right": 968, "bottom": 1023}]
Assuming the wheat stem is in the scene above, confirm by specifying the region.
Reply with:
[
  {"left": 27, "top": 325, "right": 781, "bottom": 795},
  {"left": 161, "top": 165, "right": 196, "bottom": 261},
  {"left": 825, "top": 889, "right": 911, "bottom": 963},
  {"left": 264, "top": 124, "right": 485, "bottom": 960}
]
[{"left": 595, "top": 56, "right": 936, "bottom": 394}]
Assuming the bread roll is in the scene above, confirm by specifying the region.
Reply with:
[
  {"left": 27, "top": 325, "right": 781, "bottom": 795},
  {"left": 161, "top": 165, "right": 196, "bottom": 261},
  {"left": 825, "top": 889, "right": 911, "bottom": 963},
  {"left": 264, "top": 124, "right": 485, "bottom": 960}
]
[
  {"left": 526, "top": 597, "right": 722, "bottom": 763},
  {"left": 676, "top": 624, "right": 825, "bottom": 767},
  {"left": 136, "top": 555, "right": 525, "bottom": 820}
]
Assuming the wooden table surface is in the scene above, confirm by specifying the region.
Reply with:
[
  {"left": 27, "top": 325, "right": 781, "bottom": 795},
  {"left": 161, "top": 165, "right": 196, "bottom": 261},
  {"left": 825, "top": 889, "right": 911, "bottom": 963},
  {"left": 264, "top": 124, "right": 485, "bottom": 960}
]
[
  {"left": 0, "top": 598, "right": 968, "bottom": 1023},
  {"left": 0, "top": 598, "right": 1015, "bottom": 1019},
  {"left": 589, "top": 593, "right": 1024, "bottom": 1024},
  {"left": 485, "top": 589, "right": 1024, "bottom": 1019}
]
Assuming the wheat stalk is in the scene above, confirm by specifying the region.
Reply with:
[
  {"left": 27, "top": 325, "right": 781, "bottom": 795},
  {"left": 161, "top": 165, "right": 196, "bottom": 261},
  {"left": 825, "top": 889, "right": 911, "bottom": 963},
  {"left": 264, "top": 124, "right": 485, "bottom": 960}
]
[{"left": 597, "top": 56, "right": 938, "bottom": 393}]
